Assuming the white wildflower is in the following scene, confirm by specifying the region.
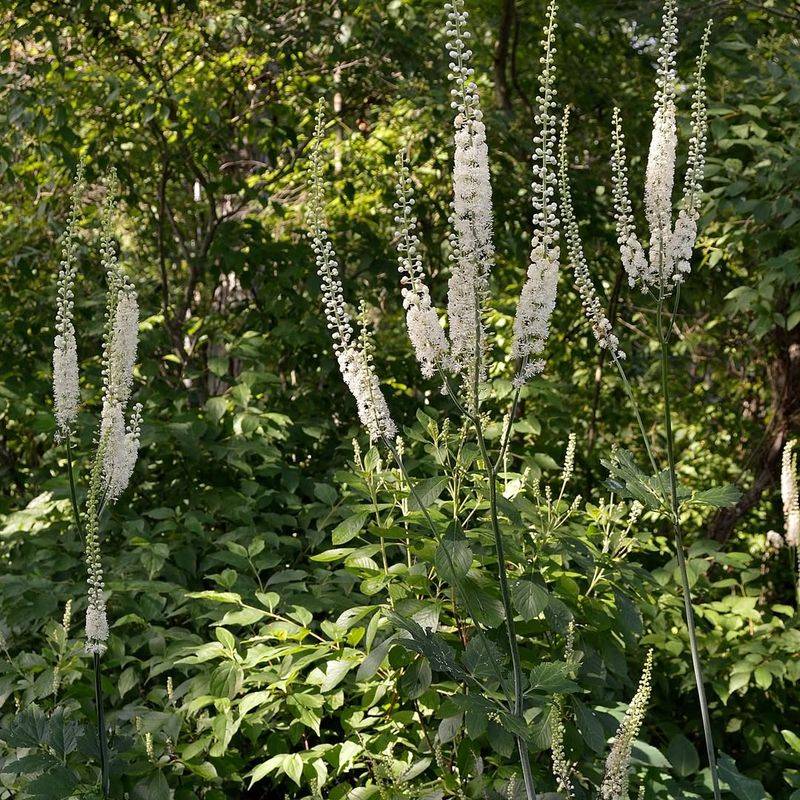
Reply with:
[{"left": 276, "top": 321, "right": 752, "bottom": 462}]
[
  {"left": 511, "top": 0, "right": 560, "bottom": 387},
  {"left": 393, "top": 151, "right": 448, "bottom": 378},
  {"left": 671, "top": 21, "right": 713, "bottom": 284},
  {"left": 561, "top": 432, "right": 577, "bottom": 485},
  {"left": 307, "top": 102, "right": 397, "bottom": 443},
  {"left": 102, "top": 402, "right": 142, "bottom": 503},
  {"left": 53, "top": 161, "right": 86, "bottom": 438},
  {"left": 781, "top": 439, "right": 799, "bottom": 547},
  {"left": 601, "top": 650, "right": 654, "bottom": 800},
  {"left": 766, "top": 530, "right": 784, "bottom": 551},
  {"left": 643, "top": 0, "right": 679, "bottom": 287},
  {"left": 105, "top": 286, "right": 139, "bottom": 407},
  {"left": 611, "top": 109, "right": 649, "bottom": 288},
  {"left": 559, "top": 108, "right": 624, "bottom": 359},
  {"left": 445, "top": 0, "right": 494, "bottom": 385}
]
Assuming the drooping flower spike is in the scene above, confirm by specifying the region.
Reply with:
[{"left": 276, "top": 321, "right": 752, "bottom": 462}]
[
  {"left": 307, "top": 101, "right": 397, "bottom": 443},
  {"left": 511, "top": 0, "right": 561, "bottom": 388},
  {"left": 559, "top": 108, "right": 624, "bottom": 359},
  {"left": 393, "top": 151, "right": 449, "bottom": 378}
]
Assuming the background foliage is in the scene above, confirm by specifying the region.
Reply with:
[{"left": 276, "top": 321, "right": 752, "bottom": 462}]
[{"left": 0, "top": 1, "right": 798, "bottom": 798}]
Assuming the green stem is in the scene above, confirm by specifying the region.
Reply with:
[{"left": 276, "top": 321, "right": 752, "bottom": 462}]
[
  {"left": 93, "top": 652, "right": 110, "bottom": 798},
  {"left": 657, "top": 309, "right": 721, "bottom": 800},
  {"left": 474, "top": 421, "right": 537, "bottom": 800},
  {"left": 65, "top": 437, "right": 85, "bottom": 542}
]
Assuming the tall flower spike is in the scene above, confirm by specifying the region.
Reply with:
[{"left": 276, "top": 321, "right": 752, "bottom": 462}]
[
  {"left": 98, "top": 171, "right": 140, "bottom": 498},
  {"left": 601, "top": 650, "right": 654, "bottom": 800},
  {"left": 671, "top": 20, "right": 713, "bottom": 285},
  {"left": 644, "top": 0, "right": 679, "bottom": 289},
  {"left": 53, "top": 160, "right": 86, "bottom": 439},
  {"left": 550, "top": 696, "right": 574, "bottom": 800},
  {"left": 85, "top": 435, "right": 110, "bottom": 655},
  {"left": 558, "top": 108, "right": 624, "bottom": 359},
  {"left": 511, "top": 0, "right": 560, "bottom": 387},
  {"left": 393, "top": 150, "right": 449, "bottom": 378},
  {"left": 781, "top": 439, "right": 799, "bottom": 548},
  {"left": 444, "top": 0, "right": 494, "bottom": 387},
  {"left": 307, "top": 102, "right": 396, "bottom": 442},
  {"left": 611, "top": 110, "right": 650, "bottom": 288}
]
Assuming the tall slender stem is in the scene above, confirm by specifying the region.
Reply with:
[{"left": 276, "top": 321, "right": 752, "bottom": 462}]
[
  {"left": 474, "top": 421, "right": 537, "bottom": 800},
  {"left": 93, "top": 651, "right": 110, "bottom": 798},
  {"left": 657, "top": 308, "right": 721, "bottom": 800},
  {"left": 65, "top": 437, "right": 85, "bottom": 542}
]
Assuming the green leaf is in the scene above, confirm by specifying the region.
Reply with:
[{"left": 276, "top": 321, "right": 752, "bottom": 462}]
[
  {"left": 26, "top": 765, "right": 78, "bottom": 800},
  {"left": 283, "top": 753, "right": 304, "bottom": 786},
  {"left": 132, "top": 771, "right": 171, "bottom": 800},
  {"left": 718, "top": 754, "right": 768, "bottom": 800},
  {"left": 782, "top": 730, "right": 800, "bottom": 753},
  {"left": 667, "top": 733, "right": 700, "bottom": 776},
  {"left": 435, "top": 538, "right": 472, "bottom": 584},
  {"left": 356, "top": 635, "right": 398, "bottom": 682},
  {"left": 407, "top": 477, "right": 448, "bottom": 512},
  {"left": 437, "top": 714, "right": 462, "bottom": 744},
  {"left": 332, "top": 512, "right": 370, "bottom": 545},
  {"left": 3, "top": 704, "right": 48, "bottom": 748},
  {"left": 511, "top": 580, "right": 550, "bottom": 621},
  {"left": 528, "top": 662, "right": 578, "bottom": 694},
  {"left": 630, "top": 741, "right": 670, "bottom": 768},
  {"left": 689, "top": 485, "right": 741, "bottom": 508},
  {"left": 573, "top": 700, "right": 605, "bottom": 754},
  {"left": 460, "top": 579, "right": 505, "bottom": 628},
  {"left": 210, "top": 662, "right": 244, "bottom": 699}
]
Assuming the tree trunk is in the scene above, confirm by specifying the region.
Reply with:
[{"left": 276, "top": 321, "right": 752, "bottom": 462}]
[
  {"left": 708, "top": 323, "right": 800, "bottom": 541},
  {"left": 493, "top": 0, "right": 515, "bottom": 112}
]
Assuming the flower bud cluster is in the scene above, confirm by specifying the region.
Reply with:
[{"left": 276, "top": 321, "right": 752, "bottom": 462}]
[
  {"left": 601, "top": 650, "right": 654, "bottom": 800},
  {"left": 53, "top": 160, "right": 86, "bottom": 439},
  {"left": 559, "top": 109, "right": 624, "bottom": 359}
]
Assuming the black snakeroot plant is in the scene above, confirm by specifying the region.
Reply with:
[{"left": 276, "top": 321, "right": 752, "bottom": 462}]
[
  {"left": 307, "top": 0, "right": 562, "bottom": 793},
  {"left": 559, "top": 5, "right": 738, "bottom": 799},
  {"left": 52, "top": 163, "right": 143, "bottom": 798}
]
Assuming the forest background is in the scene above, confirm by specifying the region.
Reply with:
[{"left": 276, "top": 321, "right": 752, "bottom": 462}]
[{"left": 0, "top": 1, "right": 798, "bottom": 798}]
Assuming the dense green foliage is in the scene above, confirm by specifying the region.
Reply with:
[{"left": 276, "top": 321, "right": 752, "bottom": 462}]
[{"left": 0, "top": 1, "right": 798, "bottom": 798}]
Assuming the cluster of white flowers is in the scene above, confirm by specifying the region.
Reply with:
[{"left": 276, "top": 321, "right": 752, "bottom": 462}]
[
  {"left": 308, "top": 103, "right": 397, "bottom": 442},
  {"left": 98, "top": 170, "right": 142, "bottom": 502},
  {"left": 444, "top": 0, "right": 494, "bottom": 384},
  {"left": 559, "top": 109, "right": 624, "bottom": 359},
  {"left": 611, "top": 2, "right": 711, "bottom": 293},
  {"left": 53, "top": 160, "right": 86, "bottom": 439},
  {"left": 393, "top": 152, "right": 449, "bottom": 378},
  {"left": 510, "top": 0, "right": 561, "bottom": 388},
  {"left": 781, "top": 438, "right": 799, "bottom": 548},
  {"left": 52, "top": 165, "right": 144, "bottom": 655},
  {"left": 601, "top": 649, "right": 654, "bottom": 800},
  {"left": 611, "top": 110, "right": 649, "bottom": 288}
]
